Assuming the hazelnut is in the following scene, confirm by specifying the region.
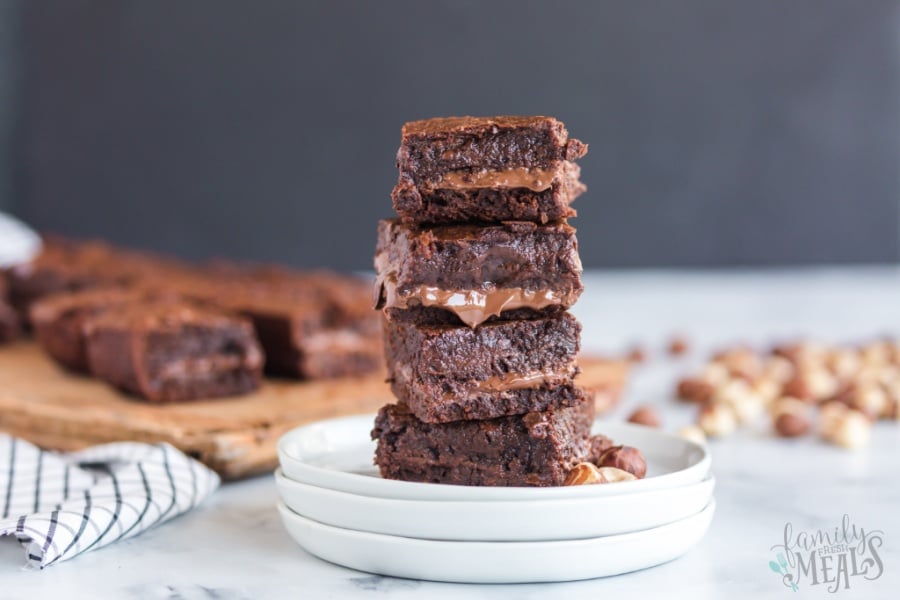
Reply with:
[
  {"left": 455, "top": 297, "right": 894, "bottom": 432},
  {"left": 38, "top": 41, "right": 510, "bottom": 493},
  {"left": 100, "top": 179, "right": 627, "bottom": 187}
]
[
  {"left": 752, "top": 377, "right": 782, "bottom": 405},
  {"left": 806, "top": 367, "right": 840, "bottom": 401},
  {"left": 772, "top": 397, "right": 812, "bottom": 437},
  {"left": 782, "top": 375, "right": 814, "bottom": 402},
  {"left": 861, "top": 341, "right": 891, "bottom": 367},
  {"left": 825, "top": 348, "right": 862, "bottom": 380},
  {"left": 564, "top": 462, "right": 604, "bottom": 485},
  {"left": 773, "top": 342, "right": 826, "bottom": 368},
  {"left": 587, "top": 434, "right": 615, "bottom": 463},
  {"left": 713, "top": 379, "right": 764, "bottom": 423},
  {"left": 596, "top": 467, "right": 638, "bottom": 483},
  {"left": 596, "top": 445, "right": 647, "bottom": 479},
  {"left": 888, "top": 398, "right": 900, "bottom": 421},
  {"left": 761, "top": 356, "right": 795, "bottom": 383},
  {"left": 668, "top": 335, "right": 689, "bottom": 356},
  {"left": 627, "top": 406, "right": 661, "bottom": 428},
  {"left": 770, "top": 396, "right": 810, "bottom": 419},
  {"left": 713, "top": 347, "right": 761, "bottom": 380},
  {"left": 783, "top": 367, "right": 838, "bottom": 403},
  {"left": 884, "top": 381, "right": 900, "bottom": 418},
  {"left": 698, "top": 402, "right": 738, "bottom": 437},
  {"left": 563, "top": 462, "right": 638, "bottom": 485},
  {"left": 699, "top": 363, "right": 731, "bottom": 386},
  {"left": 676, "top": 377, "right": 715, "bottom": 404},
  {"left": 626, "top": 346, "right": 647, "bottom": 364},
  {"left": 677, "top": 425, "right": 708, "bottom": 445},
  {"left": 773, "top": 413, "right": 810, "bottom": 438},
  {"left": 819, "top": 402, "right": 872, "bottom": 449},
  {"left": 849, "top": 384, "right": 890, "bottom": 420}
]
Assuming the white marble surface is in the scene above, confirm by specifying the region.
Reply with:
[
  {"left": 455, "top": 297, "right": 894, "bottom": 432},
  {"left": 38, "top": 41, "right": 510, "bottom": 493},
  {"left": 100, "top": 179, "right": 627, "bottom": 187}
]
[{"left": 3, "top": 268, "right": 900, "bottom": 599}]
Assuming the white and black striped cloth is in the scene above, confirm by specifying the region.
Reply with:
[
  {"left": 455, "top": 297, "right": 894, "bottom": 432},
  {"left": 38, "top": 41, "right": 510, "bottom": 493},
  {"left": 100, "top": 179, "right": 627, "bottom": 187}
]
[{"left": 0, "top": 435, "right": 219, "bottom": 569}]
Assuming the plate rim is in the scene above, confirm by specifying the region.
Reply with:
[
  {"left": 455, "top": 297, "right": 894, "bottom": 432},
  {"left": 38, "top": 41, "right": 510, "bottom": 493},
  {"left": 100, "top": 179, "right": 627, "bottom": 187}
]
[
  {"left": 277, "top": 497, "right": 716, "bottom": 549},
  {"left": 275, "top": 468, "right": 716, "bottom": 541}
]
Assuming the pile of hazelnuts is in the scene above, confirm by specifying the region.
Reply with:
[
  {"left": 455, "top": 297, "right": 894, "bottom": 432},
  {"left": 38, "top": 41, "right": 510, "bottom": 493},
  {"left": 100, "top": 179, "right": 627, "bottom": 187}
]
[{"left": 673, "top": 340, "right": 900, "bottom": 448}]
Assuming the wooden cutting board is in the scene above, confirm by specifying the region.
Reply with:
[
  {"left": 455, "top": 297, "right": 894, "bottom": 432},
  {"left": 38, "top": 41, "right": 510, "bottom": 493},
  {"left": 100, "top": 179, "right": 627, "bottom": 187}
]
[{"left": 0, "top": 341, "right": 628, "bottom": 480}]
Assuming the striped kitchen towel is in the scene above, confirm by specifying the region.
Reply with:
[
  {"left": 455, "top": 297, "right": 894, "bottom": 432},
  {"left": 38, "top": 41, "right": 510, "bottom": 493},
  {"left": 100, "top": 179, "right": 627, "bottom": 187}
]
[{"left": 0, "top": 435, "right": 219, "bottom": 569}]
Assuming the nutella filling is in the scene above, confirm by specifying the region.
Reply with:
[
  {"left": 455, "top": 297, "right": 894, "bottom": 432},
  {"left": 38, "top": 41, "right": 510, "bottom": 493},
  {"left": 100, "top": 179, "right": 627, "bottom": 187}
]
[
  {"left": 437, "top": 166, "right": 559, "bottom": 192},
  {"left": 394, "top": 363, "right": 575, "bottom": 395},
  {"left": 381, "top": 282, "right": 568, "bottom": 327},
  {"left": 471, "top": 370, "right": 572, "bottom": 392}
]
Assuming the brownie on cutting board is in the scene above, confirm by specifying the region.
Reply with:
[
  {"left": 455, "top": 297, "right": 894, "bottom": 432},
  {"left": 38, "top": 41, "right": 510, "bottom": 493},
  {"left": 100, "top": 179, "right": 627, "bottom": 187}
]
[
  {"left": 384, "top": 312, "right": 581, "bottom": 423},
  {"left": 29, "top": 287, "right": 165, "bottom": 372},
  {"left": 375, "top": 219, "right": 583, "bottom": 328},
  {"left": 0, "top": 274, "right": 20, "bottom": 342},
  {"left": 372, "top": 393, "right": 594, "bottom": 487},
  {"left": 194, "top": 269, "right": 382, "bottom": 379},
  {"left": 85, "top": 300, "right": 264, "bottom": 402}
]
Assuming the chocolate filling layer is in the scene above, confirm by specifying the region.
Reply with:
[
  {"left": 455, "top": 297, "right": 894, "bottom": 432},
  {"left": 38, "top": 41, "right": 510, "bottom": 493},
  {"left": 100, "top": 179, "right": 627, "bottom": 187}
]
[
  {"left": 380, "top": 282, "right": 571, "bottom": 328},
  {"left": 438, "top": 166, "right": 559, "bottom": 192}
]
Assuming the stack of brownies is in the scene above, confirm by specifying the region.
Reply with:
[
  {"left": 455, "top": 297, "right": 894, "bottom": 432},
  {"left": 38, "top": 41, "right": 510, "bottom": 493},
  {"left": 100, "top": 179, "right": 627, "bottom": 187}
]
[{"left": 372, "top": 116, "right": 600, "bottom": 486}]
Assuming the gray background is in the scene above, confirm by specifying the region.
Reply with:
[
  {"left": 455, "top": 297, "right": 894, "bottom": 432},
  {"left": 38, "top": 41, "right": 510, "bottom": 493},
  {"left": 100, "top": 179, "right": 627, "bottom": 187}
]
[{"left": 1, "top": 0, "right": 898, "bottom": 270}]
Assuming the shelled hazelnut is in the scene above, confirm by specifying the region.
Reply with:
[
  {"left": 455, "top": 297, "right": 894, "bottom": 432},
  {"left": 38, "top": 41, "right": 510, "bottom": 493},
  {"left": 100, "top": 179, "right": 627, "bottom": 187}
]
[
  {"left": 627, "top": 406, "right": 661, "bottom": 428},
  {"left": 564, "top": 462, "right": 604, "bottom": 485},
  {"left": 596, "top": 445, "right": 647, "bottom": 479},
  {"left": 564, "top": 462, "right": 637, "bottom": 485},
  {"left": 713, "top": 347, "right": 760, "bottom": 380},
  {"left": 771, "top": 397, "right": 811, "bottom": 438},
  {"left": 819, "top": 402, "right": 872, "bottom": 449},
  {"left": 845, "top": 384, "right": 890, "bottom": 420},
  {"left": 597, "top": 467, "right": 638, "bottom": 483},
  {"left": 713, "top": 379, "right": 764, "bottom": 423},
  {"left": 677, "top": 425, "right": 707, "bottom": 445},
  {"left": 698, "top": 402, "right": 738, "bottom": 437}
]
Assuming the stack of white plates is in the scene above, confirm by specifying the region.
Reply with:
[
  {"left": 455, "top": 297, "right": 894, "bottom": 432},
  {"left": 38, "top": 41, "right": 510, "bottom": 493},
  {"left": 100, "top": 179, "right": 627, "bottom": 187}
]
[{"left": 275, "top": 416, "right": 714, "bottom": 583}]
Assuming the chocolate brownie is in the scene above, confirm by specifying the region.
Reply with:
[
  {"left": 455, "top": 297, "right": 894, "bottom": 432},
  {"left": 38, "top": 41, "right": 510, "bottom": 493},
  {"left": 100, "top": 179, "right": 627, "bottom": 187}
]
[
  {"left": 85, "top": 301, "right": 264, "bottom": 402},
  {"left": 384, "top": 313, "right": 581, "bottom": 422},
  {"left": 375, "top": 219, "right": 583, "bottom": 327},
  {"left": 200, "top": 271, "right": 382, "bottom": 379},
  {"left": 29, "top": 287, "right": 158, "bottom": 372},
  {"left": 371, "top": 393, "right": 594, "bottom": 487},
  {"left": 0, "top": 274, "right": 20, "bottom": 343},
  {"left": 392, "top": 161, "right": 585, "bottom": 225},
  {"left": 5, "top": 236, "right": 189, "bottom": 321},
  {"left": 396, "top": 116, "right": 587, "bottom": 187}
]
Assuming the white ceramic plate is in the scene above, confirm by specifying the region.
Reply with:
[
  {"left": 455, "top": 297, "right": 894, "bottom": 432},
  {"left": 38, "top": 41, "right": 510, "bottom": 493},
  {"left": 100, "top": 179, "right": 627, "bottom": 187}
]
[
  {"left": 277, "top": 499, "right": 716, "bottom": 583},
  {"left": 277, "top": 416, "right": 710, "bottom": 501},
  {"left": 275, "top": 468, "right": 715, "bottom": 541}
]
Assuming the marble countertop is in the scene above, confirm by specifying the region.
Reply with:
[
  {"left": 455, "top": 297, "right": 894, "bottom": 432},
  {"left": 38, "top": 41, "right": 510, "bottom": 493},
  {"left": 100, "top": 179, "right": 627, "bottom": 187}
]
[{"left": 3, "top": 268, "right": 899, "bottom": 599}]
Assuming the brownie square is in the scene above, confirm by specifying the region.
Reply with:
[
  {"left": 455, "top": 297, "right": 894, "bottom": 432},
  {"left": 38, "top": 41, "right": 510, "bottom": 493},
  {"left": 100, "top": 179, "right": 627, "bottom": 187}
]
[
  {"left": 29, "top": 287, "right": 155, "bottom": 372},
  {"left": 375, "top": 219, "right": 583, "bottom": 327},
  {"left": 371, "top": 394, "right": 595, "bottom": 487},
  {"left": 392, "top": 160, "right": 585, "bottom": 225},
  {"left": 5, "top": 236, "right": 190, "bottom": 321},
  {"left": 84, "top": 301, "right": 264, "bottom": 402},
  {"left": 200, "top": 270, "right": 383, "bottom": 379},
  {"left": 396, "top": 116, "right": 587, "bottom": 187},
  {"left": 384, "top": 313, "right": 581, "bottom": 423},
  {"left": 0, "top": 274, "right": 20, "bottom": 343}
]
